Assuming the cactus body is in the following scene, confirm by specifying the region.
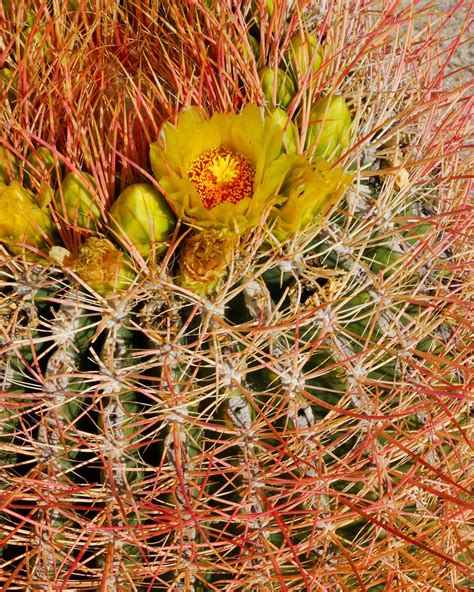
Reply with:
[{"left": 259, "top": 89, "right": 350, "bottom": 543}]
[{"left": 0, "top": 2, "right": 471, "bottom": 591}]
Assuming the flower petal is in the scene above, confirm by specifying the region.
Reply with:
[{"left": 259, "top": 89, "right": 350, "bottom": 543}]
[{"left": 149, "top": 104, "right": 352, "bottom": 236}]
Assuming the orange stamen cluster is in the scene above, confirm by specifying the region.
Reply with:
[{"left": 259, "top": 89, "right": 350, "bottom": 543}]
[{"left": 188, "top": 148, "right": 254, "bottom": 210}]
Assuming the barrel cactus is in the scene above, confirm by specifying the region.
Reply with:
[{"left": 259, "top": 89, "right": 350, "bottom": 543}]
[{"left": 0, "top": 1, "right": 471, "bottom": 590}]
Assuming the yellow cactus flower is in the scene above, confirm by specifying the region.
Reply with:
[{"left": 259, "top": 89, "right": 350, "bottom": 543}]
[
  {"left": 149, "top": 104, "right": 294, "bottom": 233},
  {"left": 68, "top": 238, "right": 134, "bottom": 295},
  {"left": 0, "top": 181, "right": 54, "bottom": 257},
  {"left": 270, "top": 157, "right": 353, "bottom": 241},
  {"left": 178, "top": 229, "right": 237, "bottom": 295}
]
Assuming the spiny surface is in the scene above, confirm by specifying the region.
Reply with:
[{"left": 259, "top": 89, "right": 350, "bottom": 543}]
[{"left": 0, "top": 1, "right": 472, "bottom": 590}]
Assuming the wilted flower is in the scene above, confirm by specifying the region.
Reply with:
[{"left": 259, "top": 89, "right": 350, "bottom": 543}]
[
  {"left": 0, "top": 181, "right": 54, "bottom": 257},
  {"left": 306, "top": 95, "right": 352, "bottom": 160},
  {"left": 259, "top": 67, "right": 296, "bottom": 108},
  {"left": 68, "top": 238, "right": 134, "bottom": 295},
  {"left": 270, "top": 157, "right": 352, "bottom": 240},
  {"left": 150, "top": 104, "right": 294, "bottom": 232},
  {"left": 56, "top": 172, "right": 102, "bottom": 230},
  {"left": 109, "top": 183, "right": 176, "bottom": 258},
  {"left": 178, "top": 229, "right": 237, "bottom": 295}
]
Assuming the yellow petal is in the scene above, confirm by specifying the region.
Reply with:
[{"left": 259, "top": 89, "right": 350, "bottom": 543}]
[{"left": 149, "top": 104, "right": 352, "bottom": 236}]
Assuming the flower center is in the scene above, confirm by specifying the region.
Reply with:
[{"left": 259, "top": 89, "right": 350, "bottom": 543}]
[{"left": 188, "top": 148, "right": 254, "bottom": 210}]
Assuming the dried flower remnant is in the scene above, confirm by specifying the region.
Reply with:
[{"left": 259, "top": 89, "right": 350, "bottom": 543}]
[
  {"left": 178, "top": 229, "right": 237, "bottom": 294},
  {"left": 67, "top": 238, "right": 134, "bottom": 295}
]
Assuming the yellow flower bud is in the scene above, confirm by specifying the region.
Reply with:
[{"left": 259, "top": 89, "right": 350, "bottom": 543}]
[
  {"left": 178, "top": 229, "right": 237, "bottom": 295},
  {"left": 69, "top": 238, "right": 134, "bottom": 295},
  {"left": 109, "top": 183, "right": 176, "bottom": 258},
  {"left": 306, "top": 95, "right": 352, "bottom": 160},
  {"left": 259, "top": 67, "right": 295, "bottom": 108},
  {"left": 0, "top": 181, "right": 54, "bottom": 257}
]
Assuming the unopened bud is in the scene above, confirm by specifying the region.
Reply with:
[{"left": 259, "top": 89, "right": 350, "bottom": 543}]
[
  {"left": 259, "top": 67, "right": 295, "bottom": 108},
  {"left": 288, "top": 33, "right": 323, "bottom": 81},
  {"left": 0, "top": 146, "right": 18, "bottom": 184},
  {"left": 269, "top": 107, "right": 298, "bottom": 154},
  {"left": 307, "top": 95, "right": 352, "bottom": 160},
  {"left": 0, "top": 68, "right": 17, "bottom": 103},
  {"left": 109, "top": 183, "right": 176, "bottom": 258},
  {"left": 25, "top": 147, "right": 58, "bottom": 190},
  {"left": 252, "top": 0, "right": 274, "bottom": 17},
  {"left": 0, "top": 181, "right": 54, "bottom": 257},
  {"left": 57, "top": 172, "right": 102, "bottom": 231}
]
